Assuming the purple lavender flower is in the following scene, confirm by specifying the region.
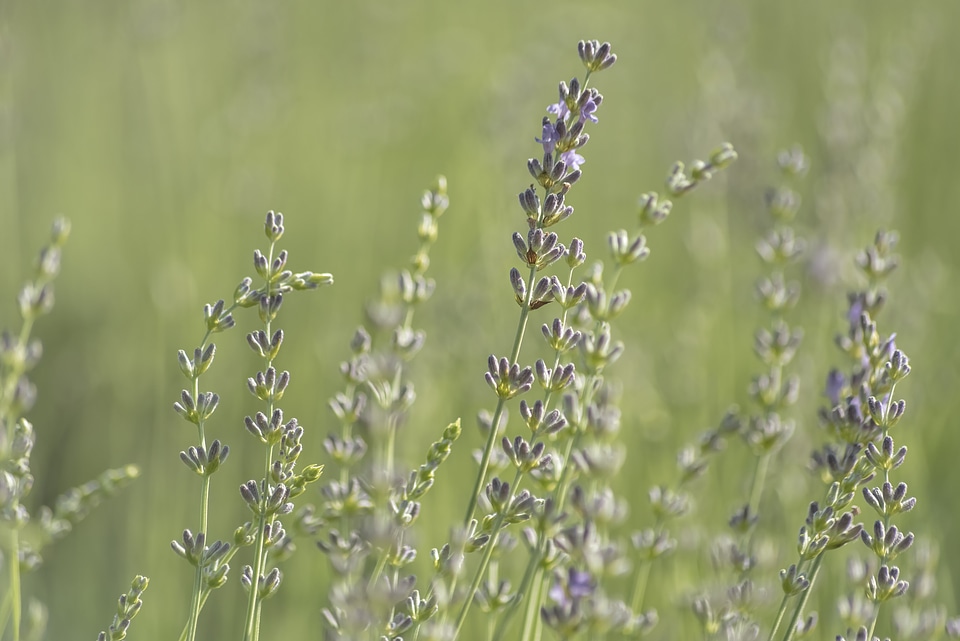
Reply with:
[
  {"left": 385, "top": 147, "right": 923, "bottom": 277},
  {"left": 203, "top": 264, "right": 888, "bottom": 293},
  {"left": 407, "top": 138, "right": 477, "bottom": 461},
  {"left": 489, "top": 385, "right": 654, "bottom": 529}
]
[
  {"left": 536, "top": 119, "right": 559, "bottom": 155},
  {"left": 547, "top": 101, "right": 570, "bottom": 121},
  {"left": 567, "top": 569, "right": 594, "bottom": 599},
  {"left": 561, "top": 149, "right": 585, "bottom": 172},
  {"left": 548, "top": 567, "right": 595, "bottom": 606},
  {"left": 825, "top": 369, "right": 845, "bottom": 406},
  {"left": 580, "top": 98, "right": 598, "bottom": 124},
  {"left": 847, "top": 294, "right": 864, "bottom": 330},
  {"left": 880, "top": 332, "right": 897, "bottom": 361}
]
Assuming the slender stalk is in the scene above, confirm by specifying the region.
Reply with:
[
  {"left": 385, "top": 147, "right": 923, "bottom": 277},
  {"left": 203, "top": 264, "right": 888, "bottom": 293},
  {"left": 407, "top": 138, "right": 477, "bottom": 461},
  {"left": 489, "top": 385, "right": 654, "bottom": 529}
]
[
  {"left": 453, "top": 512, "right": 507, "bottom": 639},
  {"left": 553, "top": 431, "right": 584, "bottom": 513},
  {"left": 453, "top": 466, "right": 525, "bottom": 638},
  {"left": 775, "top": 555, "right": 823, "bottom": 641},
  {"left": 368, "top": 550, "right": 390, "bottom": 591},
  {"left": 463, "top": 265, "right": 536, "bottom": 524},
  {"left": 242, "top": 242, "right": 279, "bottom": 641},
  {"left": 183, "top": 430, "right": 209, "bottom": 641},
  {"left": 864, "top": 382, "right": 898, "bottom": 639},
  {"left": 6, "top": 527, "right": 21, "bottom": 641},
  {"left": 520, "top": 569, "right": 544, "bottom": 641},
  {"left": 184, "top": 345, "right": 213, "bottom": 641},
  {"left": 767, "top": 590, "right": 792, "bottom": 641},
  {"left": 489, "top": 264, "right": 580, "bottom": 639},
  {"left": 178, "top": 545, "right": 243, "bottom": 641},
  {"left": 747, "top": 452, "right": 771, "bottom": 522},
  {"left": 242, "top": 443, "right": 276, "bottom": 641},
  {"left": 506, "top": 409, "right": 586, "bottom": 641},
  {"left": 629, "top": 557, "right": 653, "bottom": 614},
  {"left": 179, "top": 316, "right": 227, "bottom": 641},
  {"left": 493, "top": 523, "right": 547, "bottom": 639},
  {"left": 0, "top": 286, "right": 42, "bottom": 641}
]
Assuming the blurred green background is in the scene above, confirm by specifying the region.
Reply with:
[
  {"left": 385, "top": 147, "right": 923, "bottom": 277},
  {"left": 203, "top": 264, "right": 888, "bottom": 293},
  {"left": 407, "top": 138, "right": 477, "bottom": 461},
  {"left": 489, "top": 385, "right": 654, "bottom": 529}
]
[{"left": 3, "top": 0, "right": 960, "bottom": 638}]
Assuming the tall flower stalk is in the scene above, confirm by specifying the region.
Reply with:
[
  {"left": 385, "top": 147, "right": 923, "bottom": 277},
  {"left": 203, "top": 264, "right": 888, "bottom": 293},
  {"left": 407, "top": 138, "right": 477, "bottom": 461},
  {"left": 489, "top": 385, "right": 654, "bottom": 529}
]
[
  {"left": 1, "top": 219, "right": 140, "bottom": 641},
  {"left": 769, "top": 231, "right": 909, "bottom": 641},
  {"left": 435, "top": 40, "right": 740, "bottom": 641},
  {"left": 694, "top": 147, "right": 810, "bottom": 638},
  {"left": 172, "top": 211, "right": 332, "bottom": 641},
  {"left": 316, "top": 178, "right": 456, "bottom": 640},
  {"left": 448, "top": 41, "right": 619, "bottom": 640}
]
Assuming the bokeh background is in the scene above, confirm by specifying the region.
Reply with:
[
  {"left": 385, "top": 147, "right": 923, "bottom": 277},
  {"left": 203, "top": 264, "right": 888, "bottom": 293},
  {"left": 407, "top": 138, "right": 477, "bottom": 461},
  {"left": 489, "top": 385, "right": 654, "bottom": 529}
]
[{"left": 3, "top": 1, "right": 960, "bottom": 639}]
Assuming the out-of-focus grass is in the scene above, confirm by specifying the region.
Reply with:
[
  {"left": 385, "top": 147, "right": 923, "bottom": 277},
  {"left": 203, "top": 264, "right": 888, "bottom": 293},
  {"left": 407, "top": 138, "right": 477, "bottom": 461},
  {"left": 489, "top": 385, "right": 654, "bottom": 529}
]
[{"left": 3, "top": 1, "right": 960, "bottom": 638}]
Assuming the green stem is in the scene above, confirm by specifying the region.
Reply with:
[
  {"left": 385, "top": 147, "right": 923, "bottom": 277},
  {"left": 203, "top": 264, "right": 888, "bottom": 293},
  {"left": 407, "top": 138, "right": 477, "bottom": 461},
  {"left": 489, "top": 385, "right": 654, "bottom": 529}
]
[
  {"left": 628, "top": 559, "right": 652, "bottom": 614},
  {"left": 776, "top": 555, "right": 823, "bottom": 641},
  {"left": 741, "top": 449, "right": 772, "bottom": 571},
  {"left": 463, "top": 266, "right": 536, "bottom": 524},
  {"left": 748, "top": 452, "right": 771, "bottom": 518},
  {"left": 554, "top": 428, "right": 585, "bottom": 514},
  {"left": 0, "top": 593, "right": 10, "bottom": 639},
  {"left": 368, "top": 549, "right": 390, "bottom": 591},
  {"left": 178, "top": 545, "right": 242, "bottom": 641},
  {"left": 242, "top": 444, "right": 276, "bottom": 641},
  {"left": 6, "top": 527, "right": 21, "bottom": 641},
  {"left": 767, "top": 590, "right": 791, "bottom": 641},
  {"left": 453, "top": 513, "right": 507, "bottom": 639},
  {"left": 493, "top": 531, "right": 546, "bottom": 639},
  {"left": 184, "top": 356, "right": 211, "bottom": 641},
  {"left": 0, "top": 293, "right": 44, "bottom": 641},
  {"left": 520, "top": 569, "right": 544, "bottom": 641},
  {"left": 502, "top": 424, "right": 583, "bottom": 641},
  {"left": 487, "top": 265, "right": 582, "bottom": 640},
  {"left": 863, "top": 388, "right": 898, "bottom": 639},
  {"left": 454, "top": 466, "right": 524, "bottom": 638},
  {"left": 184, "top": 461, "right": 210, "bottom": 641},
  {"left": 253, "top": 603, "right": 263, "bottom": 641},
  {"left": 243, "top": 243, "right": 278, "bottom": 641}
]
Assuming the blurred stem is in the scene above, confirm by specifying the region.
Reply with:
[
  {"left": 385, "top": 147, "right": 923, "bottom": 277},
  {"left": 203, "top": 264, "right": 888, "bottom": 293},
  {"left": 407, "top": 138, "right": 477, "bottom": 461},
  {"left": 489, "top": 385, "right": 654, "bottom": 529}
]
[
  {"left": 368, "top": 550, "right": 390, "bottom": 592},
  {"left": 4, "top": 528, "right": 22, "bottom": 641},
  {"left": 0, "top": 593, "right": 10, "bottom": 638},
  {"left": 555, "top": 420, "right": 587, "bottom": 513},
  {"left": 629, "top": 556, "right": 653, "bottom": 615},
  {"left": 463, "top": 264, "right": 536, "bottom": 524},
  {"left": 385, "top": 373, "right": 402, "bottom": 480},
  {"left": 0, "top": 278, "right": 46, "bottom": 641},
  {"left": 748, "top": 449, "right": 771, "bottom": 515},
  {"left": 521, "top": 569, "right": 545, "bottom": 641},
  {"left": 495, "top": 525, "right": 546, "bottom": 639}
]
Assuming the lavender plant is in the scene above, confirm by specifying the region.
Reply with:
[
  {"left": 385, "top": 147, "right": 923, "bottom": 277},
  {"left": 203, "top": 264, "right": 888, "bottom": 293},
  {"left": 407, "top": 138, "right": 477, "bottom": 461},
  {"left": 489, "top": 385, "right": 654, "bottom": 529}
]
[
  {"left": 6, "top": 33, "right": 958, "bottom": 641},
  {"left": 96, "top": 576, "right": 148, "bottom": 641},
  {"left": 171, "top": 211, "right": 332, "bottom": 641},
  {"left": 693, "top": 147, "right": 811, "bottom": 639},
  {"left": 316, "top": 177, "right": 458, "bottom": 640},
  {"left": 769, "top": 231, "right": 912, "bottom": 641},
  {"left": 0, "top": 219, "right": 139, "bottom": 641},
  {"left": 442, "top": 41, "right": 737, "bottom": 641},
  {"left": 302, "top": 40, "right": 738, "bottom": 641}
]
